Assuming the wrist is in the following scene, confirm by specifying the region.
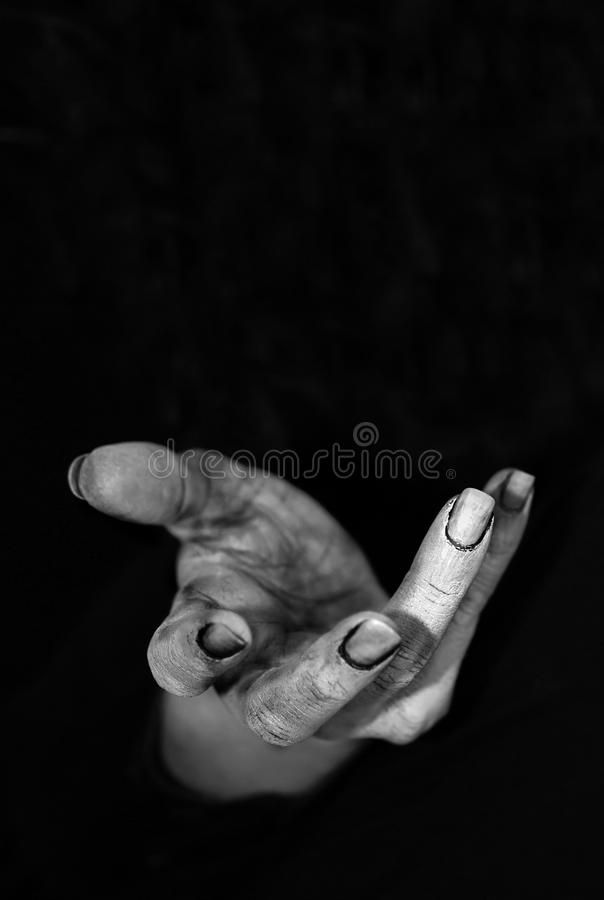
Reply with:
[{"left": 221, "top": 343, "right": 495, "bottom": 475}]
[{"left": 159, "top": 688, "right": 362, "bottom": 801}]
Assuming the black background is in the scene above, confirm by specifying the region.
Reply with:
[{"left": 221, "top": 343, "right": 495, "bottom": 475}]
[
  {"left": 4, "top": 4, "right": 604, "bottom": 898},
  {"left": 3, "top": 0, "right": 604, "bottom": 701}
]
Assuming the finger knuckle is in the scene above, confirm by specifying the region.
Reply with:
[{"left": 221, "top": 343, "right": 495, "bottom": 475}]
[
  {"left": 299, "top": 670, "right": 348, "bottom": 706},
  {"left": 245, "top": 703, "right": 296, "bottom": 746}
]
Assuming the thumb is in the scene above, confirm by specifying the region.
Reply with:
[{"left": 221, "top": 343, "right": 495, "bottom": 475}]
[{"left": 67, "top": 442, "right": 210, "bottom": 527}]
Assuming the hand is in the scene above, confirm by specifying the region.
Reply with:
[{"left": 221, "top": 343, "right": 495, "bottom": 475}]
[{"left": 68, "top": 443, "right": 534, "bottom": 751}]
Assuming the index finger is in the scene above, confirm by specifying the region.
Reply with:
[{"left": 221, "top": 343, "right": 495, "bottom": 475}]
[{"left": 377, "top": 487, "right": 495, "bottom": 692}]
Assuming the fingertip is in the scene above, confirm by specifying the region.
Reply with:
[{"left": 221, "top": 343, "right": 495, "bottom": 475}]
[
  {"left": 499, "top": 469, "right": 535, "bottom": 512},
  {"left": 196, "top": 610, "right": 253, "bottom": 659},
  {"left": 67, "top": 454, "right": 88, "bottom": 500},
  {"left": 198, "top": 622, "right": 247, "bottom": 658},
  {"left": 445, "top": 488, "right": 495, "bottom": 549},
  {"left": 338, "top": 617, "right": 401, "bottom": 669},
  {"left": 244, "top": 611, "right": 402, "bottom": 746},
  {"left": 67, "top": 442, "right": 184, "bottom": 524},
  {"left": 482, "top": 467, "right": 514, "bottom": 497},
  {"left": 147, "top": 608, "right": 251, "bottom": 697},
  {"left": 483, "top": 468, "right": 536, "bottom": 514}
]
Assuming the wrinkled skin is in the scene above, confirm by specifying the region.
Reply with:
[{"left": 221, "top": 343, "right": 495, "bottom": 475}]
[{"left": 70, "top": 443, "right": 534, "bottom": 750}]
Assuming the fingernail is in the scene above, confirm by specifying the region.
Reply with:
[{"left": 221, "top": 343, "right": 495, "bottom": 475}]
[
  {"left": 446, "top": 488, "right": 495, "bottom": 548},
  {"left": 67, "top": 454, "right": 89, "bottom": 500},
  {"left": 197, "top": 622, "right": 247, "bottom": 659},
  {"left": 500, "top": 470, "right": 535, "bottom": 512},
  {"left": 339, "top": 619, "right": 401, "bottom": 670}
]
